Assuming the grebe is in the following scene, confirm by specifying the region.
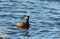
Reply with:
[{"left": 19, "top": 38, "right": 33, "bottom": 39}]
[{"left": 16, "top": 16, "right": 29, "bottom": 30}]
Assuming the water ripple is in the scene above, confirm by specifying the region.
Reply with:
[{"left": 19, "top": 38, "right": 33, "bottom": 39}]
[{"left": 0, "top": 0, "right": 60, "bottom": 39}]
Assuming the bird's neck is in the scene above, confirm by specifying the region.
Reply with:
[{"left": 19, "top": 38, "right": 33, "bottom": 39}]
[{"left": 26, "top": 20, "right": 29, "bottom": 23}]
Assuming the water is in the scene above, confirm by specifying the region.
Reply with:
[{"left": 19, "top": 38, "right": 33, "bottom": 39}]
[{"left": 0, "top": 0, "right": 60, "bottom": 39}]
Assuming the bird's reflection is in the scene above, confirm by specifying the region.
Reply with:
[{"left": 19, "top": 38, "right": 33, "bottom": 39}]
[{"left": 24, "top": 31, "right": 29, "bottom": 39}]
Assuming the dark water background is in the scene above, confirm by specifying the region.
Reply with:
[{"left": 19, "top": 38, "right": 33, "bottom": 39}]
[{"left": 0, "top": 0, "right": 60, "bottom": 39}]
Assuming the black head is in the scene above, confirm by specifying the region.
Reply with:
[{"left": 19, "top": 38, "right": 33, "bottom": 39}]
[{"left": 25, "top": 16, "right": 30, "bottom": 21}]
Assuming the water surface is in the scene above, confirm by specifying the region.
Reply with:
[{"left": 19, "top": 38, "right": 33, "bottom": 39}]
[{"left": 0, "top": 0, "right": 60, "bottom": 39}]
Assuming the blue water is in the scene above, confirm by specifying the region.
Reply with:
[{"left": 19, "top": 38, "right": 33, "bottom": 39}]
[{"left": 0, "top": 0, "right": 60, "bottom": 39}]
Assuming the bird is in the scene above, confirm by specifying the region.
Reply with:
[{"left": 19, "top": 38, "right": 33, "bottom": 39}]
[{"left": 16, "top": 16, "right": 30, "bottom": 30}]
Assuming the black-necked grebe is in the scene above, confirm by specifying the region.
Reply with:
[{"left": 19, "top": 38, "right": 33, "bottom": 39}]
[{"left": 16, "top": 16, "right": 29, "bottom": 29}]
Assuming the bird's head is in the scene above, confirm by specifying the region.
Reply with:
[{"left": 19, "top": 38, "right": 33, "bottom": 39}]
[{"left": 25, "top": 16, "right": 29, "bottom": 21}]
